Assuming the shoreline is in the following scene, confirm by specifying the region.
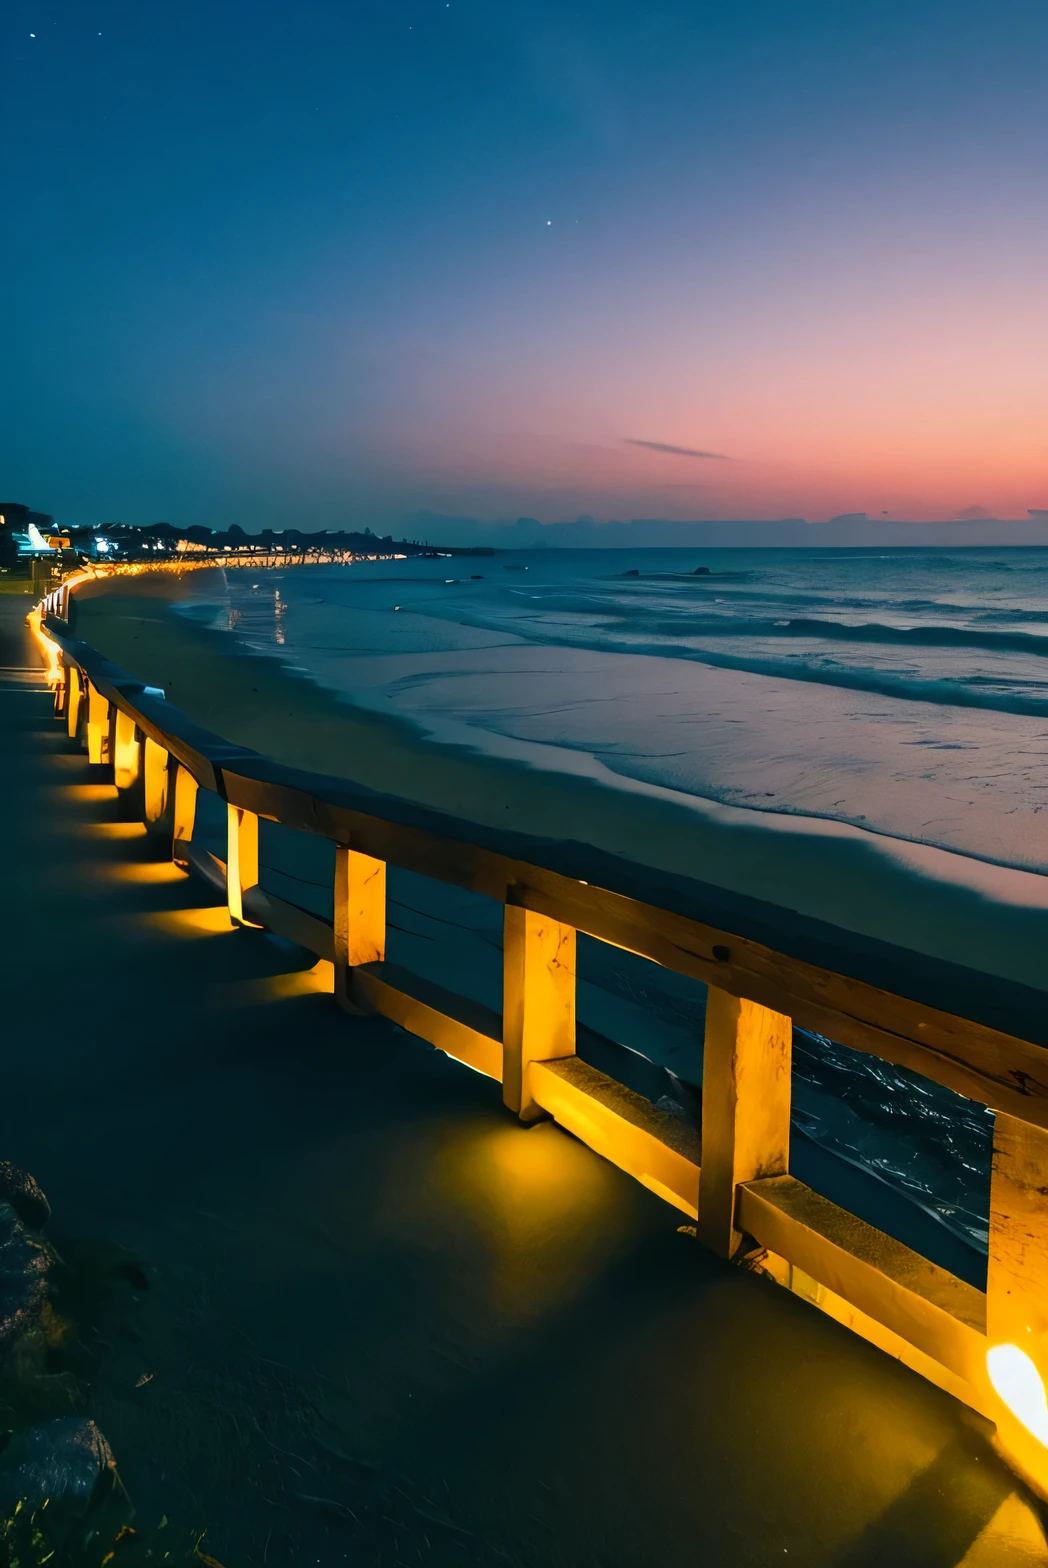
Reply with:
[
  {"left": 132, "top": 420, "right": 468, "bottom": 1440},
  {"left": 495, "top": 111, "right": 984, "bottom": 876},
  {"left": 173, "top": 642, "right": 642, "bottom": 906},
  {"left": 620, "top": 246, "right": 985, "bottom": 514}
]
[
  {"left": 167, "top": 558, "right": 1048, "bottom": 880},
  {"left": 46, "top": 578, "right": 1013, "bottom": 1289},
  {"left": 70, "top": 572, "right": 1048, "bottom": 1006}
]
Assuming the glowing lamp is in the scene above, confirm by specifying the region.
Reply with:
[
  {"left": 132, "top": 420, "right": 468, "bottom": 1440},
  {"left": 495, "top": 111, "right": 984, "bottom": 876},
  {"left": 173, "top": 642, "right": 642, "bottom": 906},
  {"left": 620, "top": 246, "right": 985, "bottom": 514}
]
[{"left": 987, "top": 1344, "right": 1048, "bottom": 1448}]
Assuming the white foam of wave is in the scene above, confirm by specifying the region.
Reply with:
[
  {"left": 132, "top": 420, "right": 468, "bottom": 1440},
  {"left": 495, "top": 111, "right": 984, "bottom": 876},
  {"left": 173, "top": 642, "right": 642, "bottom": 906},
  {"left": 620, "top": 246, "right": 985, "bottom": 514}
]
[{"left": 174, "top": 562, "right": 1048, "bottom": 992}]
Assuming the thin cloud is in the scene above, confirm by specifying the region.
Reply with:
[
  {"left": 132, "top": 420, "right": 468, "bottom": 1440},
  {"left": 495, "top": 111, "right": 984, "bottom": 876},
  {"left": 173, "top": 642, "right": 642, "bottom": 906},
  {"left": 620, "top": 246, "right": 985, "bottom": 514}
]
[{"left": 623, "top": 439, "right": 727, "bottom": 460}]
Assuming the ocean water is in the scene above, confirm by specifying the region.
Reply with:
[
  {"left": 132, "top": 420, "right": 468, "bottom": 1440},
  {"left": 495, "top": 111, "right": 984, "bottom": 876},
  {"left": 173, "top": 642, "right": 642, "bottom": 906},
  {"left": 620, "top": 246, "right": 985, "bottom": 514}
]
[
  {"left": 186, "top": 545, "right": 1048, "bottom": 874},
  {"left": 172, "top": 545, "right": 1048, "bottom": 1279}
]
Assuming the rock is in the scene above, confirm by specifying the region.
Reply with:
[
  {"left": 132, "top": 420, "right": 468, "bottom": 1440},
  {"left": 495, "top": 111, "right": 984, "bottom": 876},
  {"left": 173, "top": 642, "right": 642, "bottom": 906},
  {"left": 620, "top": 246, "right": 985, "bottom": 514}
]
[
  {"left": 0, "top": 1419, "right": 133, "bottom": 1560},
  {"left": 692, "top": 566, "right": 711, "bottom": 575},
  {"left": 0, "top": 1418, "right": 121, "bottom": 1519},
  {"left": 623, "top": 568, "right": 640, "bottom": 576},
  {"left": 0, "top": 1163, "right": 50, "bottom": 1230},
  {"left": 0, "top": 1203, "right": 50, "bottom": 1356}
]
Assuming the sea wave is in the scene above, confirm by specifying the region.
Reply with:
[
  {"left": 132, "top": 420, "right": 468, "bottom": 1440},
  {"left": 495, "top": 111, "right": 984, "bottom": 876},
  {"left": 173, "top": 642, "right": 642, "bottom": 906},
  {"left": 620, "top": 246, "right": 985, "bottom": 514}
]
[
  {"left": 429, "top": 605, "right": 1048, "bottom": 715},
  {"left": 486, "top": 586, "right": 1048, "bottom": 652},
  {"left": 590, "top": 643, "right": 1048, "bottom": 716},
  {"left": 612, "top": 614, "right": 1048, "bottom": 657},
  {"left": 172, "top": 553, "right": 1042, "bottom": 1279}
]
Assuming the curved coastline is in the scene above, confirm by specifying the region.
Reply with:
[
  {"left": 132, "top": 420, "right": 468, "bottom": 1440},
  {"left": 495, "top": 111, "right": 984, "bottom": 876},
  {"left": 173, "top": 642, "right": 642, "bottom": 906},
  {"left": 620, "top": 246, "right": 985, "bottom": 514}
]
[
  {"left": 72, "top": 570, "right": 1048, "bottom": 1007},
  {"left": 48, "top": 572, "right": 1048, "bottom": 1284}
]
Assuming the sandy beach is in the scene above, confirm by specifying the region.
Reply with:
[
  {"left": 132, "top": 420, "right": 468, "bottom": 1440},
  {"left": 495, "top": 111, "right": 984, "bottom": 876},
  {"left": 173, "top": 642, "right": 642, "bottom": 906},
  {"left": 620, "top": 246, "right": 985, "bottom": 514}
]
[
  {"left": 72, "top": 572, "right": 1048, "bottom": 1003},
  {"left": 53, "top": 568, "right": 1044, "bottom": 1292}
]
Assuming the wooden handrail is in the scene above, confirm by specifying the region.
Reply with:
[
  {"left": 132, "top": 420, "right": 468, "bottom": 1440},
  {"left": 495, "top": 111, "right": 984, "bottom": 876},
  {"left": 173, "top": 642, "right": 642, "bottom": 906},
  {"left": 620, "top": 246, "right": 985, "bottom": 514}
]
[
  {"left": 31, "top": 587, "right": 1048, "bottom": 1490},
  {"left": 37, "top": 609, "right": 1048, "bottom": 1123}
]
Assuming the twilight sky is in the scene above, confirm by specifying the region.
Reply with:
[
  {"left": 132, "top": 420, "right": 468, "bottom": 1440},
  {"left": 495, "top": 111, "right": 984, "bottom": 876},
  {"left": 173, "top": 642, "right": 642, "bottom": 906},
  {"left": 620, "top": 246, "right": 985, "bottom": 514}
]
[{"left": 3, "top": 0, "right": 1048, "bottom": 531}]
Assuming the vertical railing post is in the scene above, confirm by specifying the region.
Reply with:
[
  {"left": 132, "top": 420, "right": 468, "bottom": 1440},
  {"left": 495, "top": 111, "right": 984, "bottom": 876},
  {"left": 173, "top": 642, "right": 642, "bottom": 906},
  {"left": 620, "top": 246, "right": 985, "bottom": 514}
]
[
  {"left": 112, "top": 709, "right": 140, "bottom": 791},
  {"left": 502, "top": 905, "right": 576, "bottom": 1122},
  {"left": 986, "top": 1113, "right": 1048, "bottom": 1471},
  {"left": 143, "top": 738, "right": 170, "bottom": 824},
  {"left": 227, "top": 804, "right": 260, "bottom": 926},
  {"left": 53, "top": 659, "right": 67, "bottom": 718},
  {"left": 172, "top": 765, "right": 198, "bottom": 870},
  {"left": 987, "top": 1114, "right": 1048, "bottom": 1347},
  {"left": 86, "top": 684, "right": 110, "bottom": 765},
  {"left": 333, "top": 844, "right": 386, "bottom": 1010},
  {"left": 697, "top": 987, "right": 792, "bottom": 1260},
  {"left": 65, "top": 666, "right": 82, "bottom": 739}
]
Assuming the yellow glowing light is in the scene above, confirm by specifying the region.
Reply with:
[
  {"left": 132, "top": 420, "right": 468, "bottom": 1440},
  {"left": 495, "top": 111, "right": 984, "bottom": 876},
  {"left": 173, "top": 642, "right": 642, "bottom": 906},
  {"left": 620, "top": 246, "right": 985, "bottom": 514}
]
[
  {"left": 221, "top": 960, "right": 335, "bottom": 1006},
  {"left": 429, "top": 1121, "right": 622, "bottom": 1323},
  {"left": 959, "top": 1492, "right": 1048, "bottom": 1565},
  {"left": 79, "top": 821, "right": 149, "bottom": 839},
  {"left": 145, "top": 905, "right": 234, "bottom": 938},
  {"left": 26, "top": 607, "right": 63, "bottom": 686},
  {"left": 23, "top": 550, "right": 409, "bottom": 599},
  {"left": 987, "top": 1345, "right": 1048, "bottom": 1448},
  {"left": 112, "top": 707, "right": 140, "bottom": 790},
  {"left": 105, "top": 861, "right": 185, "bottom": 884},
  {"left": 61, "top": 783, "right": 119, "bottom": 803}
]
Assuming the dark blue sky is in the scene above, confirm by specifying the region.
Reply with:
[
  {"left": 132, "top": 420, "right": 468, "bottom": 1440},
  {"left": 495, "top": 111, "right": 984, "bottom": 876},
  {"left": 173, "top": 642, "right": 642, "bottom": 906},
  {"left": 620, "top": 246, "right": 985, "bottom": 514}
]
[{"left": 4, "top": 0, "right": 1047, "bottom": 530}]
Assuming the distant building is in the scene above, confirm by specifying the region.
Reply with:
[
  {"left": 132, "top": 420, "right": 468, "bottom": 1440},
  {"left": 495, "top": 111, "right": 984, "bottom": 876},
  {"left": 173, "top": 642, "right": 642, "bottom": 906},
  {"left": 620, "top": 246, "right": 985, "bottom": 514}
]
[{"left": 0, "top": 500, "right": 61, "bottom": 564}]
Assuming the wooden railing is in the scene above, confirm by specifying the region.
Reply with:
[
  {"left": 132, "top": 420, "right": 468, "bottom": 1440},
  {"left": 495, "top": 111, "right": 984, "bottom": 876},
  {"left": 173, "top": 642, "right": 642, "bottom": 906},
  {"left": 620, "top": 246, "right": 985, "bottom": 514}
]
[{"left": 31, "top": 586, "right": 1048, "bottom": 1497}]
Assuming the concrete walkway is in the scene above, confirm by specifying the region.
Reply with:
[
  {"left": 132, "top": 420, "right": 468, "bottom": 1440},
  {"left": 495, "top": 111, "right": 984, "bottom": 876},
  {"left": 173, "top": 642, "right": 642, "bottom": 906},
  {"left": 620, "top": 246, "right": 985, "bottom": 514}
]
[{"left": 1, "top": 599, "right": 1046, "bottom": 1567}]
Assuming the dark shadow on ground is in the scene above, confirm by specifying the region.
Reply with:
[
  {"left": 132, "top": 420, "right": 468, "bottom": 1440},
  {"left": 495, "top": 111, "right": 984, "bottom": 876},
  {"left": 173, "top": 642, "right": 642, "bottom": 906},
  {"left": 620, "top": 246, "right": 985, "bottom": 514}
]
[{"left": 835, "top": 1425, "right": 1019, "bottom": 1567}]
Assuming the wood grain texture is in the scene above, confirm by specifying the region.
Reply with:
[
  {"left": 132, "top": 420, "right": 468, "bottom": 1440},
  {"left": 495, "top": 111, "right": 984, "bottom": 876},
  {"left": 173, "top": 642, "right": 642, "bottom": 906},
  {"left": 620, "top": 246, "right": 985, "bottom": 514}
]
[
  {"left": 333, "top": 845, "right": 386, "bottom": 1009},
  {"left": 531, "top": 1056, "right": 700, "bottom": 1217},
  {"left": 698, "top": 987, "right": 791, "bottom": 1259},
  {"left": 738, "top": 1175, "right": 986, "bottom": 1382},
  {"left": 215, "top": 766, "right": 1048, "bottom": 1128},
  {"left": 503, "top": 906, "right": 576, "bottom": 1121},
  {"left": 988, "top": 1113, "right": 1048, "bottom": 1357}
]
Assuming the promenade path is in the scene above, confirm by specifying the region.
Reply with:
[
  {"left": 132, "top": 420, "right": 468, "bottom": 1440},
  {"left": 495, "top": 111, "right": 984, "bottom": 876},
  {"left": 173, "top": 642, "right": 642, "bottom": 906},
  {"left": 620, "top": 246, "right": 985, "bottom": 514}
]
[{"left": 2, "top": 597, "right": 1046, "bottom": 1567}]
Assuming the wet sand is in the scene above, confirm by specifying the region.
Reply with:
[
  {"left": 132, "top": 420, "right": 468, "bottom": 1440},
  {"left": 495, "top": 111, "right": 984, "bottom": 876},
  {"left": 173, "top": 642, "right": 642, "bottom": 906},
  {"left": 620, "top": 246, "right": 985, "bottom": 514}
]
[
  {"left": 2, "top": 596, "right": 1047, "bottom": 1563},
  {"left": 71, "top": 578, "right": 1048, "bottom": 999}
]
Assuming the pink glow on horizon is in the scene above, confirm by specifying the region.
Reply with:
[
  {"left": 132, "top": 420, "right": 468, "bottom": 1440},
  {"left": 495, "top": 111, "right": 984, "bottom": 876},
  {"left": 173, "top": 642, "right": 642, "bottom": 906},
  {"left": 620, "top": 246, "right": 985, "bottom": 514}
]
[{"left": 321, "top": 227, "right": 1048, "bottom": 523}]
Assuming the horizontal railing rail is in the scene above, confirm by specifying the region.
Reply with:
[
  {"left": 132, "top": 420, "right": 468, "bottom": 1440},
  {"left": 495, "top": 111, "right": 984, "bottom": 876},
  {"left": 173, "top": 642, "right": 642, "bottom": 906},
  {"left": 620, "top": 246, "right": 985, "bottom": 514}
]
[{"left": 30, "top": 583, "right": 1048, "bottom": 1498}]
